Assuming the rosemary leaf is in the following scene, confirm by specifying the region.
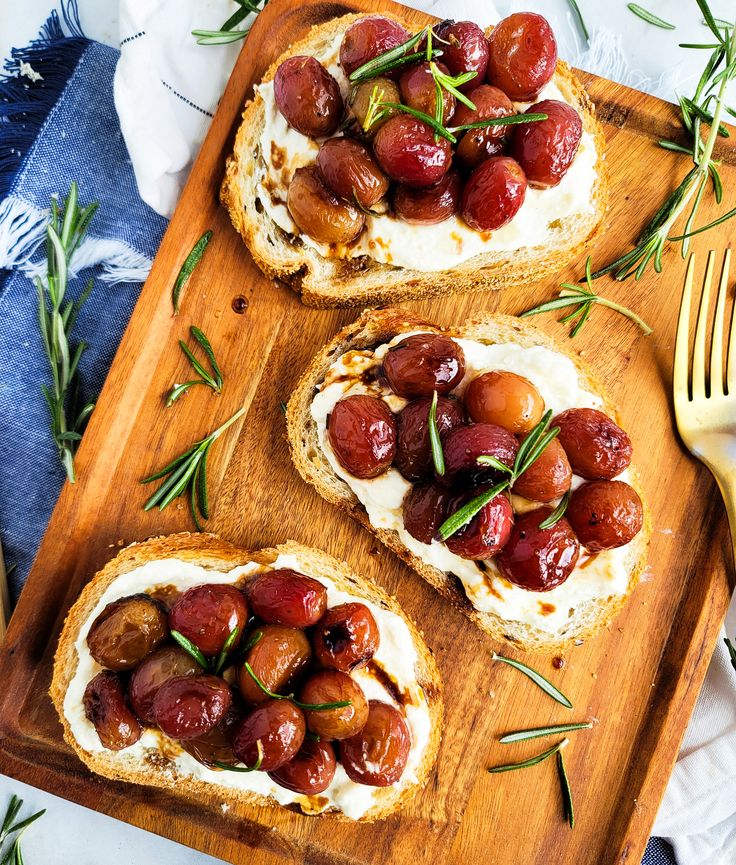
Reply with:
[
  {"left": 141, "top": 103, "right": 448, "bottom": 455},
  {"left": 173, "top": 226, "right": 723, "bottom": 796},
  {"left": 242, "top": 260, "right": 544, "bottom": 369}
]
[
  {"left": 170, "top": 629, "right": 208, "bottom": 668},
  {"left": 166, "top": 380, "right": 203, "bottom": 408},
  {"left": 438, "top": 480, "right": 509, "bottom": 540},
  {"left": 172, "top": 230, "right": 212, "bottom": 314},
  {"left": 476, "top": 455, "right": 513, "bottom": 475},
  {"left": 192, "top": 29, "right": 249, "bottom": 45},
  {"left": 372, "top": 101, "right": 456, "bottom": 142},
  {"left": 491, "top": 652, "right": 573, "bottom": 708},
  {"left": 449, "top": 112, "right": 548, "bottom": 133},
  {"left": 279, "top": 401, "right": 288, "bottom": 415},
  {"left": 567, "top": 0, "right": 590, "bottom": 43},
  {"left": 557, "top": 749, "right": 575, "bottom": 828},
  {"left": 215, "top": 626, "right": 241, "bottom": 674},
  {"left": 349, "top": 27, "right": 428, "bottom": 82},
  {"left": 428, "top": 391, "right": 445, "bottom": 476},
  {"left": 488, "top": 738, "right": 568, "bottom": 773},
  {"left": 627, "top": 3, "right": 676, "bottom": 29},
  {"left": 191, "top": 326, "right": 224, "bottom": 388},
  {"left": 539, "top": 491, "right": 572, "bottom": 529},
  {"left": 724, "top": 637, "right": 736, "bottom": 674},
  {"left": 213, "top": 741, "right": 264, "bottom": 772},
  {"left": 500, "top": 722, "right": 591, "bottom": 744},
  {"left": 242, "top": 662, "right": 351, "bottom": 710}
]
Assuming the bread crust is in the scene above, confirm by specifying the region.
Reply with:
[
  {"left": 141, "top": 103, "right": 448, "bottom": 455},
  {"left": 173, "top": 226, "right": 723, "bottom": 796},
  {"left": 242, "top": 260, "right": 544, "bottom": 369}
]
[
  {"left": 50, "top": 532, "right": 443, "bottom": 822},
  {"left": 220, "top": 12, "right": 609, "bottom": 308},
  {"left": 286, "top": 308, "right": 652, "bottom": 652}
]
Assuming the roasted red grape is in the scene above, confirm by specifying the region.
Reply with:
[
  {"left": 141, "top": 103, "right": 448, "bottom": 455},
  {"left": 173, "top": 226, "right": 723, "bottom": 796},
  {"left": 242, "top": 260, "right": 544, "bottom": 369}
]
[
  {"left": 496, "top": 510, "right": 579, "bottom": 591},
  {"left": 566, "top": 480, "right": 644, "bottom": 551},
  {"left": 445, "top": 489, "right": 513, "bottom": 559},
  {"left": 269, "top": 738, "right": 337, "bottom": 794},
  {"left": 340, "top": 16, "right": 411, "bottom": 78},
  {"left": 373, "top": 115, "right": 453, "bottom": 187},
  {"left": 512, "top": 438, "right": 571, "bottom": 503},
  {"left": 453, "top": 85, "right": 514, "bottom": 170},
  {"left": 403, "top": 480, "right": 452, "bottom": 544},
  {"left": 341, "top": 701, "right": 410, "bottom": 786},
  {"left": 487, "top": 12, "right": 558, "bottom": 101},
  {"left": 129, "top": 644, "right": 202, "bottom": 724},
  {"left": 442, "top": 423, "right": 519, "bottom": 485},
  {"left": 246, "top": 569, "right": 327, "bottom": 628},
  {"left": 434, "top": 21, "right": 489, "bottom": 91},
  {"left": 84, "top": 671, "right": 142, "bottom": 751},
  {"left": 182, "top": 700, "right": 243, "bottom": 768},
  {"left": 399, "top": 61, "right": 455, "bottom": 122},
  {"left": 287, "top": 166, "right": 365, "bottom": 244},
  {"left": 461, "top": 156, "right": 527, "bottom": 232},
  {"left": 153, "top": 674, "right": 232, "bottom": 740},
  {"left": 510, "top": 100, "right": 582, "bottom": 188},
  {"left": 299, "top": 670, "right": 369, "bottom": 739},
  {"left": 313, "top": 602, "right": 379, "bottom": 672},
  {"left": 465, "top": 370, "right": 544, "bottom": 433},
  {"left": 327, "top": 394, "right": 396, "bottom": 479},
  {"left": 274, "top": 56, "right": 343, "bottom": 137},
  {"left": 317, "top": 138, "right": 389, "bottom": 208},
  {"left": 395, "top": 395, "right": 465, "bottom": 480},
  {"left": 232, "top": 699, "right": 305, "bottom": 771},
  {"left": 383, "top": 333, "right": 465, "bottom": 398},
  {"left": 553, "top": 408, "right": 632, "bottom": 480},
  {"left": 168, "top": 584, "right": 248, "bottom": 657},
  {"left": 238, "top": 624, "right": 312, "bottom": 705},
  {"left": 87, "top": 594, "right": 168, "bottom": 671},
  {"left": 393, "top": 171, "right": 462, "bottom": 225},
  {"left": 350, "top": 77, "right": 401, "bottom": 133}
]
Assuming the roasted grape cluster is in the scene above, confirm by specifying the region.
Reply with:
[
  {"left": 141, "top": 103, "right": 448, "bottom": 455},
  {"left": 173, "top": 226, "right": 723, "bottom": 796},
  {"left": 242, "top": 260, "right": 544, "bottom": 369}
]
[
  {"left": 273, "top": 13, "right": 584, "bottom": 245},
  {"left": 82, "top": 569, "right": 412, "bottom": 796},
  {"left": 327, "top": 333, "right": 644, "bottom": 592}
]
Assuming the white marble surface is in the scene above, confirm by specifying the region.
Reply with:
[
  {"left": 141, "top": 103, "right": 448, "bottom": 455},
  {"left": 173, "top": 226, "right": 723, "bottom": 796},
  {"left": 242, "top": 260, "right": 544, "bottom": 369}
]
[{"left": 0, "top": 0, "right": 734, "bottom": 863}]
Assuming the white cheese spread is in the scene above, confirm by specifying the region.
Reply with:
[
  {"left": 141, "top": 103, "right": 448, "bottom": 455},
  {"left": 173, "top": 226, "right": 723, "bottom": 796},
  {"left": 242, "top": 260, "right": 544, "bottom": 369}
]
[
  {"left": 310, "top": 333, "right": 634, "bottom": 636},
  {"left": 63, "top": 553, "right": 432, "bottom": 820},
  {"left": 255, "top": 34, "right": 599, "bottom": 271}
]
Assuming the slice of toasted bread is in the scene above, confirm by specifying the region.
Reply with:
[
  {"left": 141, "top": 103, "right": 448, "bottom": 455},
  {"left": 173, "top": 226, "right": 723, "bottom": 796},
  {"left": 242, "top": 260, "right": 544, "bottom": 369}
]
[
  {"left": 220, "top": 12, "right": 609, "bottom": 308},
  {"left": 50, "top": 532, "right": 443, "bottom": 821},
  {"left": 286, "top": 308, "right": 651, "bottom": 652}
]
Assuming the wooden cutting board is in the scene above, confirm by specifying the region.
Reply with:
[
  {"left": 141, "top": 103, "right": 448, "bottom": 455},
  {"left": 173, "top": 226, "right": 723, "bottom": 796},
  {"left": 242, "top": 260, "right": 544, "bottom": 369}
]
[{"left": 1, "top": 1, "right": 734, "bottom": 863}]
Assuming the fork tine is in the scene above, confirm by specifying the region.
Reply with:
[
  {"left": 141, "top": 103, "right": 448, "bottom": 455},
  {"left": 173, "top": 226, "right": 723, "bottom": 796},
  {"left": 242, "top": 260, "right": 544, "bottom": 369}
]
[
  {"left": 692, "top": 251, "right": 716, "bottom": 401},
  {"left": 674, "top": 254, "right": 696, "bottom": 402},
  {"left": 711, "top": 250, "right": 730, "bottom": 397},
  {"left": 725, "top": 251, "right": 736, "bottom": 395}
]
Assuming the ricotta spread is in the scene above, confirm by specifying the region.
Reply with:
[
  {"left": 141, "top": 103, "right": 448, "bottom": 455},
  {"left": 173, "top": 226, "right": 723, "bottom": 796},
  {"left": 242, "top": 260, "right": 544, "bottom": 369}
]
[
  {"left": 64, "top": 553, "right": 432, "bottom": 820},
  {"left": 310, "top": 333, "right": 634, "bottom": 636},
  {"left": 255, "top": 34, "right": 599, "bottom": 271}
]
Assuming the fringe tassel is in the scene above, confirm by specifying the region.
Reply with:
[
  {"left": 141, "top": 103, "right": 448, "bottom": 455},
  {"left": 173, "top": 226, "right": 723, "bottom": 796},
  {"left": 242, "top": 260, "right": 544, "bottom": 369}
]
[{"left": 22, "top": 235, "right": 153, "bottom": 286}]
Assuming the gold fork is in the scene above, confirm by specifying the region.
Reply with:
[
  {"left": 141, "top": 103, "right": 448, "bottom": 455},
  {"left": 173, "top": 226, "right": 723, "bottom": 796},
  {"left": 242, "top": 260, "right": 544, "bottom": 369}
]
[{"left": 674, "top": 249, "right": 736, "bottom": 542}]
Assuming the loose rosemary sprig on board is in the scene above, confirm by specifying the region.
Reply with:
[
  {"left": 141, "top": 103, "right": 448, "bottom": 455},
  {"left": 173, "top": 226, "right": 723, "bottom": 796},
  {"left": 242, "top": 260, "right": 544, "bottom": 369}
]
[
  {"left": 36, "top": 182, "right": 98, "bottom": 483},
  {"left": 172, "top": 231, "right": 212, "bottom": 314},
  {"left": 166, "top": 326, "right": 224, "bottom": 406},
  {"left": 490, "top": 652, "right": 573, "bottom": 708},
  {"left": 0, "top": 794, "right": 45, "bottom": 864},
  {"left": 192, "top": 0, "right": 268, "bottom": 45}
]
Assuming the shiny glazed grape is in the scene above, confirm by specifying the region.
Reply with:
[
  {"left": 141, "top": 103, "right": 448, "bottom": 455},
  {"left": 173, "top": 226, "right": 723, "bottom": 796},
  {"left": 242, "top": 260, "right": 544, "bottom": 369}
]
[
  {"left": 553, "top": 408, "right": 632, "bottom": 480},
  {"left": 287, "top": 166, "right": 365, "bottom": 244},
  {"left": 182, "top": 700, "right": 243, "bottom": 768},
  {"left": 495, "top": 509, "right": 580, "bottom": 591},
  {"left": 442, "top": 423, "right": 519, "bottom": 484},
  {"left": 232, "top": 699, "right": 305, "bottom": 771},
  {"left": 84, "top": 671, "right": 142, "bottom": 751},
  {"left": 299, "top": 670, "right": 369, "bottom": 739},
  {"left": 566, "top": 480, "right": 644, "bottom": 551},
  {"left": 339, "top": 16, "right": 411, "bottom": 78},
  {"left": 274, "top": 56, "right": 343, "bottom": 137},
  {"left": 403, "top": 480, "right": 453, "bottom": 544},
  {"left": 327, "top": 394, "right": 396, "bottom": 479},
  {"left": 399, "top": 61, "right": 455, "bottom": 122},
  {"left": 350, "top": 77, "right": 401, "bottom": 133},
  {"left": 383, "top": 333, "right": 465, "bottom": 398},
  {"left": 269, "top": 738, "right": 337, "bottom": 795},
  {"left": 87, "top": 594, "right": 168, "bottom": 671},
  {"left": 395, "top": 395, "right": 465, "bottom": 480},
  {"left": 445, "top": 489, "right": 514, "bottom": 559},
  {"left": 434, "top": 21, "right": 489, "bottom": 91},
  {"left": 152, "top": 674, "right": 232, "bottom": 740},
  {"left": 486, "top": 12, "right": 558, "bottom": 101},
  {"left": 316, "top": 138, "right": 389, "bottom": 208},
  {"left": 393, "top": 171, "right": 462, "bottom": 225},
  {"left": 461, "top": 156, "right": 527, "bottom": 232},
  {"left": 373, "top": 115, "right": 453, "bottom": 187},
  {"left": 313, "top": 602, "right": 380, "bottom": 672},
  {"left": 238, "top": 624, "right": 312, "bottom": 705},
  {"left": 453, "top": 85, "right": 514, "bottom": 169},
  {"left": 341, "top": 701, "right": 411, "bottom": 786},
  {"left": 465, "top": 370, "right": 544, "bottom": 433},
  {"left": 510, "top": 100, "right": 582, "bottom": 188},
  {"left": 246, "top": 569, "right": 327, "bottom": 628},
  {"left": 512, "top": 438, "right": 572, "bottom": 503},
  {"left": 168, "top": 584, "right": 248, "bottom": 657},
  {"left": 129, "top": 644, "right": 202, "bottom": 724}
]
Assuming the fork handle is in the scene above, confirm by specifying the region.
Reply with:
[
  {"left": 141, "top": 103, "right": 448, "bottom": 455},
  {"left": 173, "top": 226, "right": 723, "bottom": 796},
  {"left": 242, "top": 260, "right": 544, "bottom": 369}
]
[{"left": 712, "top": 470, "right": 736, "bottom": 576}]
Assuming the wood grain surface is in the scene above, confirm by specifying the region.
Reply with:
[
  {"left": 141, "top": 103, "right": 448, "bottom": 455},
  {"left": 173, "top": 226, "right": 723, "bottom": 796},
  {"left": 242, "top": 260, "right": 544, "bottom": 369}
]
[{"left": 1, "top": 1, "right": 735, "bottom": 863}]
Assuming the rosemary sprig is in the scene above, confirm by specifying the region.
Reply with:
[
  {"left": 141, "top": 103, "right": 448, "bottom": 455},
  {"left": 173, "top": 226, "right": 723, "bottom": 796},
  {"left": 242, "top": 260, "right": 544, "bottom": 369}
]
[
  {"left": 499, "top": 722, "right": 592, "bottom": 744},
  {"left": 242, "top": 662, "right": 352, "bottom": 710},
  {"left": 491, "top": 652, "right": 573, "bottom": 709},
  {"left": 36, "top": 182, "right": 98, "bottom": 483},
  {"left": 557, "top": 750, "right": 575, "bottom": 828},
  {"left": 567, "top": 0, "right": 590, "bottom": 43},
  {"left": 213, "top": 740, "right": 264, "bottom": 772},
  {"left": 429, "top": 62, "right": 477, "bottom": 111},
  {"left": 488, "top": 738, "right": 568, "bottom": 773},
  {"left": 725, "top": 637, "right": 736, "bottom": 674},
  {"left": 192, "top": 0, "right": 267, "bottom": 45},
  {"left": 141, "top": 406, "right": 244, "bottom": 530},
  {"left": 170, "top": 625, "right": 241, "bottom": 672},
  {"left": 448, "top": 112, "right": 548, "bottom": 134},
  {"left": 538, "top": 490, "right": 572, "bottom": 529},
  {"left": 172, "top": 230, "right": 212, "bottom": 314},
  {"left": 0, "top": 795, "right": 45, "bottom": 865},
  {"left": 520, "top": 257, "right": 653, "bottom": 337},
  {"left": 627, "top": 4, "right": 675, "bottom": 29},
  {"left": 166, "top": 326, "right": 224, "bottom": 406},
  {"left": 428, "top": 391, "right": 445, "bottom": 476}
]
